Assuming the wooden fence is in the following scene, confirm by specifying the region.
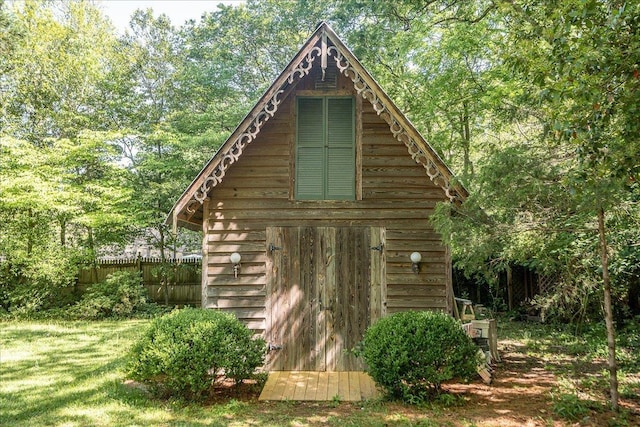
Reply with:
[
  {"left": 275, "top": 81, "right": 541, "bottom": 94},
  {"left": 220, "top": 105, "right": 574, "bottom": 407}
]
[{"left": 77, "top": 257, "right": 201, "bottom": 306}]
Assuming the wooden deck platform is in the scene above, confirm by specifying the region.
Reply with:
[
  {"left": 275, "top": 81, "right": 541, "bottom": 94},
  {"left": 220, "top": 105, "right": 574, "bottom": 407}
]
[{"left": 258, "top": 371, "right": 380, "bottom": 401}]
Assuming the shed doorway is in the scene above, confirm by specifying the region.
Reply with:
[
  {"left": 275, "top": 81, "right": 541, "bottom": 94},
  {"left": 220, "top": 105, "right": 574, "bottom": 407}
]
[{"left": 265, "top": 226, "right": 385, "bottom": 371}]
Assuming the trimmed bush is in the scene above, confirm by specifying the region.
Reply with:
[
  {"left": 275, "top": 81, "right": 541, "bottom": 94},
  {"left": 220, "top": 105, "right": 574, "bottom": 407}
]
[
  {"left": 127, "top": 308, "right": 266, "bottom": 399},
  {"left": 359, "top": 310, "right": 480, "bottom": 403}
]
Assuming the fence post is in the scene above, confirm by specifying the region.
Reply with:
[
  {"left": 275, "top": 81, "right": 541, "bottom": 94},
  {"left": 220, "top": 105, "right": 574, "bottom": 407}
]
[{"left": 136, "top": 253, "right": 144, "bottom": 295}]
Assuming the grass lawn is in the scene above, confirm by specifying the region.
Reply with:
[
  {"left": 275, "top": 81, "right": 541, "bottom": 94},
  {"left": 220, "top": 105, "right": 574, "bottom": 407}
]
[
  {"left": 0, "top": 319, "right": 413, "bottom": 427},
  {"left": 1, "top": 318, "right": 639, "bottom": 426}
]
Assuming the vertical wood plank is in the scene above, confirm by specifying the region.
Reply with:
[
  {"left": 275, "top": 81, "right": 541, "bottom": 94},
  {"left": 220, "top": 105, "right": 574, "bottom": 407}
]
[
  {"left": 341, "top": 227, "right": 353, "bottom": 371},
  {"left": 327, "top": 371, "right": 340, "bottom": 399},
  {"left": 280, "top": 227, "right": 292, "bottom": 370},
  {"left": 298, "top": 227, "right": 311, "bottom": 371},
  {"left": 304, "top": 372, "right": 319, "bottom": 400},
  {"left": 292, "top": 372, "right": 308, "bottom": 400},
  {"left": 334, "top": 228, "right": 347, "bottom": 371},
  {"left": 348, "top": 371, "right": 361, "bottom": 401},
  {"left": 325, "top": 227, "right": 337, "bottom": 371},
  {"left": 272, "top": 371, "right": 290, "bottom": 400},
  {"left": 380, "top": 228, "right": 387, "bottom": 317},
  {"left": 337, "top": 371, "right": 349, "bottom": 400},
  {"left": 287, "top": 227, "right": 301, "bottom": 370},
  {"left": 265, "top": 227, "right": 275, "bottom": 370},
  {"left": 306, "top": 227, "right": 316, "bottom": 371},
  {"left": 356, "top": 94, "right": 363, "bottom": 201},
  {"left": 348, "top": 227, "right": 358, "bottom": 371},
  {"left": 314, "top": 227, "right": 329, "bottom": 371},
  {"left": 369, "top": 227, "right": 382, "bottom": 324},
  {"left": 445, "top": 244, "right": 454, "bottom": 315},
  {"left": 267, "top": 227, "right": 286, "bottom": 370},
  {"left": 354, "top": 228, "right": 370, "bottom": 370},
  {"left": 345, "top": 227, "right": 356, "bottom": 371},
  {"left": 315, "top": 371, "right": 329, "bottom": 401}
]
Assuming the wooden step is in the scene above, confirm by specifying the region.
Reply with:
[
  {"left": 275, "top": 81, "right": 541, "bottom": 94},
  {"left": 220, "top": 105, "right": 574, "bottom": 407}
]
[{"left": 258, "top": 371, "right": 380, "bottom": 401}]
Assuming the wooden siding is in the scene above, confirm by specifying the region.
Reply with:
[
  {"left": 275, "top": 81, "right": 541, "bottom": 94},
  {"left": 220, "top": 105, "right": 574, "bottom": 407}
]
[{"left": 203, "top": 69, "right": 451, "bottom": 349}]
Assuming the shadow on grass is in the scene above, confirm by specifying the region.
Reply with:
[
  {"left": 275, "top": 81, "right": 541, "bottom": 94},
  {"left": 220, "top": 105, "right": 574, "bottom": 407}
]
[
  {"left": 3, "top": 319, "right": 638, "bottom": 427},
  {"left": 0, "top": 321, "right": 164, "bottom": 426}
]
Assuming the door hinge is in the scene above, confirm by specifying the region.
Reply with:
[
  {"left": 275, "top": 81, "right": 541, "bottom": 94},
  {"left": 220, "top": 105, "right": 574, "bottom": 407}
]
[
  {"left": 370, "top": 243, "right": 384, "bottom": 252},
  {"left": 268, "top": 343, "right": 283, "bottom": 351}
]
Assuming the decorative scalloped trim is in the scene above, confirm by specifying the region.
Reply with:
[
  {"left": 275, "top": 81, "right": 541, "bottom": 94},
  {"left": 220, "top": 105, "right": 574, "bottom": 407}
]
[
  {"left": 185, "top": 48, "right": 325, "bottom": 214},
  {"left": 184, "top": 34, "right": 462, "bottom": 215},
  {"left": 327, "top": 46, "right": 462, "bottom": 203}
]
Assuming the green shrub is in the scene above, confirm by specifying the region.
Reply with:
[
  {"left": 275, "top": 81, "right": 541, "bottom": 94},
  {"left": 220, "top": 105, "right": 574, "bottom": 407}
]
[
  {"left": 0, "top": 251, "right": 77, "bottom": 315},
  {"left": 126, "top": 308, "right": 266, "bottom": 399},
  {"left": 359, "top": 310, "right": 480, "bottom": 403},
  {"left": 71, "top": 271, "right": 149, "bottom": 319}
]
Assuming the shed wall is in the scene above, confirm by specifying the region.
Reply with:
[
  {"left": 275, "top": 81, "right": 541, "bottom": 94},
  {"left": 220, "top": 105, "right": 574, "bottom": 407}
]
[{"left": 203, "top": 77, "right": 450, "bottom": 336}]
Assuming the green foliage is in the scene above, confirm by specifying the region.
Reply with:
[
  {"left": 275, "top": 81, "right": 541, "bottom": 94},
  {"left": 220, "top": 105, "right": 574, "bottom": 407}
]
[
  {"left": 550, "top": 391, "right": 592, "bottom": 422},
  {"left": 0, "top": 249, "right": 78, "bottom": 315},
  {"left": 424, "top": 0, "right": 640, "bottom": 333},
  {"left": 69, "top": 271, "right": 152, "bottom": 320},
  {"left": 127, "top": 308, "right": 265, "bottom": 399},
  {"left": 2, "top": 1, "right": 116, "bottom": 141},
  {"left": 359, "top": 311, "right": 480, "bottom": 403}
]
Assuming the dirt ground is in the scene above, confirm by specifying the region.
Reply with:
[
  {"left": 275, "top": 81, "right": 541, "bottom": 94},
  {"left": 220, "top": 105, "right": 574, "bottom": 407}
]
[
  {"left": 210, "top": 338, "right": 640, "bottom": 426},
  {"left": 434, "top": 339, "right": 639, "bottom": 426}
]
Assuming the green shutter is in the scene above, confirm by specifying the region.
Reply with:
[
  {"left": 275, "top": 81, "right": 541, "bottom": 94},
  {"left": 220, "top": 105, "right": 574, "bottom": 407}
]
[
  {"left": 326, "top": 98, "right": 355, "bottom": 199},
  {"left": 296, "top": 98, "right": 325, "bottom": 199},
  {"left": 296, "top": 97, "right": 355, "bottom": 200}
]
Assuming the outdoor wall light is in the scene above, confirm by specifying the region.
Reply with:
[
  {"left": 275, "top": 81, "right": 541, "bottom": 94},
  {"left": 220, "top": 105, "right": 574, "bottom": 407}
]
[
  {"left": 410, "top": 252, "right": 422, "bottom": 273},
  {"left": 230, "top": 252, "right": 242, "bottom": 278}
]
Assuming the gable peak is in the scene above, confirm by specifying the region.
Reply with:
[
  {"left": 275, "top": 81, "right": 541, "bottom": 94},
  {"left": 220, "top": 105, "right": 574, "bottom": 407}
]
[{"left": 168, "top": 21, "right": 466, "bottom": 230}]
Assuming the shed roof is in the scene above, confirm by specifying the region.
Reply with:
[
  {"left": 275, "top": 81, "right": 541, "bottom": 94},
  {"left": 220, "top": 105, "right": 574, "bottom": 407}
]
[{"left": 168, "top": 22, "right": 468, "bottom": 231}]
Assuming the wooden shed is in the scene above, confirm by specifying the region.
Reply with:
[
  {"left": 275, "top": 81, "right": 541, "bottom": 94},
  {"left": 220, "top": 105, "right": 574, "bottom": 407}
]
[{"left": 168, "top": 22, "right": 467, "bottom": 372}]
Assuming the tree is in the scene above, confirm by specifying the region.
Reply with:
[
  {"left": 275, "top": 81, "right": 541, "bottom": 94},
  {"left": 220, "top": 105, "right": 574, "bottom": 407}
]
[
  {"left": 0, "top": 133, "right": 130, "bottom": 311},
  {"left": 1, "top": 0, "right": 116, "bottom": 141},
  {"left": 428, "top": 0, "right": 640, "bottom": 411},
  {"left": 500, "top": 1, "right": 639, "bottom": 410},
  {"left": 331, "top": 0, "right": 500, "bottom": 180},
  {"left": 0, "top": 1, "right": 132, "bottom": 311},
  {"left": 336, "top": 0, "right": 638, "bottom": 412}
]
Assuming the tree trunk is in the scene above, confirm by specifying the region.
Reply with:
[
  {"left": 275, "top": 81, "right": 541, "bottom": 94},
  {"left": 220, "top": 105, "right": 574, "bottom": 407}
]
[
  {"left": 598, "top": 207, "right": 619, "bottom": 411},
  {"left": 628, "top": 273, "right": 640, "bottom": 316},
  {"left": 506, "top": 265, "right": 513, "bottom": 311}
]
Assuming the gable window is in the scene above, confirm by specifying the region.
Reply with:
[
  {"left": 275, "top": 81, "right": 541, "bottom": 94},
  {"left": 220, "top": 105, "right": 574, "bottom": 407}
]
[{"left": 295, "top": 97, "right": 355, "bottom": 200}]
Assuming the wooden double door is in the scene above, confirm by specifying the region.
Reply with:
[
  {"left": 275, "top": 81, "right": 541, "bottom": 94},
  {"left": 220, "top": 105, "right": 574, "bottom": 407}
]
[{"left": 266, "top": 226, "right": 385, "bottom": 371}]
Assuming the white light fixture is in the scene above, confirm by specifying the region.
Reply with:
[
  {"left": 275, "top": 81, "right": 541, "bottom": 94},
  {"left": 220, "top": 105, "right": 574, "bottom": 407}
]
[
  {"left": 410, "top": 252, "right": 422, "bottom": 273},
  {"left": 230, "top": 252, "right": 242, "bottom": 278}
]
